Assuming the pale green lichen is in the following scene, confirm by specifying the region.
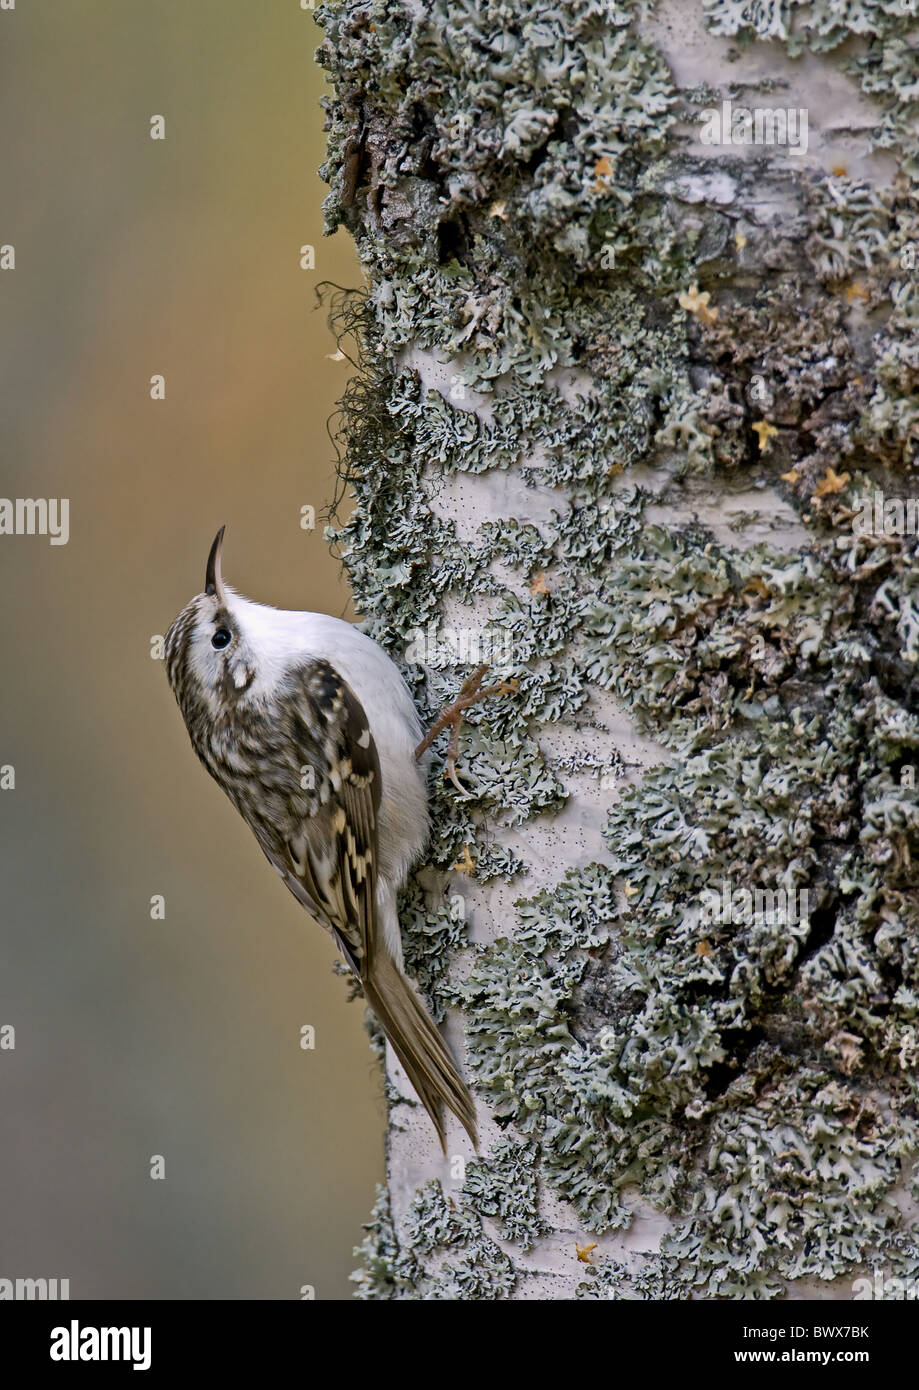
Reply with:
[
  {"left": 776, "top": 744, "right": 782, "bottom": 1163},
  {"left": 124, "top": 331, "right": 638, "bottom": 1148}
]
[
  {"left": 319, "top": 0, "right": 680, "bottom": 384},
  {"left": 403, "top": 1180, "right": 517, "bottom": 1299},
  {"left": 350, "top": 1184, "right": 419, "bottom": 1299},
  {"left": 461, "top": 1137, "right": 548, "bottom": 1250},
  {"left": 352, "top": 1178, "right": 519, "bottom": 1300},
  {"left": 576, "top": 1253, "right": 691, "bottom": 1300}
]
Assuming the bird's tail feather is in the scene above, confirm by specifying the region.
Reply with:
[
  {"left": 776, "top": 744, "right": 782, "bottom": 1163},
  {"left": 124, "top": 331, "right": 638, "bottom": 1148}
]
[{"left": 363, "top": 951, "right": 478, "bottom": 1153}]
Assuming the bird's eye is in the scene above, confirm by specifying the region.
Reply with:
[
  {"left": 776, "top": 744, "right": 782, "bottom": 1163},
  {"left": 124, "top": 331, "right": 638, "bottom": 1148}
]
[{"left": 212, "top": 628, "right": 232, "bottom": 650}]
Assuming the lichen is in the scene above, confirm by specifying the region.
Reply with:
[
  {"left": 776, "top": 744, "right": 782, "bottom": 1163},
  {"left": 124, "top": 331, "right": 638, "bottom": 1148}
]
[
  {"left": 576, "top": 1253, "right": 691, "bottom": 1300},
  {"left": 461, "top": 1137, "right": 548, "bottom": 1250},
  {"left": 403, "top": 1180, "right": 517, "bottom": 1299},
  {"left": 318, "top": 0, "right": 680, "bottom": 384},
  {"left": 350, "top": 1185, "right": 419, "bottom": 1299}
]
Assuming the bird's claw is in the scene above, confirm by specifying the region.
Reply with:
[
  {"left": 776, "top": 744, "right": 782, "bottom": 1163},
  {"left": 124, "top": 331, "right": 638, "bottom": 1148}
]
[
  {"left": 444, "top": 758, "right": 471, "bottom": 795},
  {"left": 415, "top": 662, "right": 519, "bottom": 792}
]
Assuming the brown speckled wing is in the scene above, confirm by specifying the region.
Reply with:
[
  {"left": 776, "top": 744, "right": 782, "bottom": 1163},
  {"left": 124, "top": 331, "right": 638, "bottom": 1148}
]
[{"left": 224, "top": 659, "right": 382, "bottom": 977}]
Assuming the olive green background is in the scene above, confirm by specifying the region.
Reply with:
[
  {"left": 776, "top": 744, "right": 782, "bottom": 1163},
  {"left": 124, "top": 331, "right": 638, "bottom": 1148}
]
[{"left": 0, "top": 1, "right": 380, "bottom": 1298}]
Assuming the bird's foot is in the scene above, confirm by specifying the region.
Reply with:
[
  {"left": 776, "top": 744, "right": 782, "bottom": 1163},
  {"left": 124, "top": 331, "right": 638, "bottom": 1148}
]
[{"left": 414, "top": 663, "right": 518, "bottom": 793}]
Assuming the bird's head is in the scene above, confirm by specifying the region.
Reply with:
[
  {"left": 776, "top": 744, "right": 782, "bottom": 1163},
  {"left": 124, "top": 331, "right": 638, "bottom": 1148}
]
[{"left": 164, "top": 526, "right": 262, "bottom": 718}]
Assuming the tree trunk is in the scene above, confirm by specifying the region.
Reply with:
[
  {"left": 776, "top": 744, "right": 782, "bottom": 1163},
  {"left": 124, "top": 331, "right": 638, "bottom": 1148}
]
[{"left": 316, "top": 0, "right": 919, "bottom": 1299}]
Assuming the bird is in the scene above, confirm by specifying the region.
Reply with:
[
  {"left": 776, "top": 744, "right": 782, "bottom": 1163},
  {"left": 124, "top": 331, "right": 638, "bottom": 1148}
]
[{"left": 164, "top": 526, "right": 481, "bottom": 1151}]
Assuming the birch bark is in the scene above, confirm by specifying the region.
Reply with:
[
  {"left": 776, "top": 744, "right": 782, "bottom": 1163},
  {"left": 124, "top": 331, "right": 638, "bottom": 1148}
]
[{"left": 317, "top": 0, "right": 919, "bottom": 1299}]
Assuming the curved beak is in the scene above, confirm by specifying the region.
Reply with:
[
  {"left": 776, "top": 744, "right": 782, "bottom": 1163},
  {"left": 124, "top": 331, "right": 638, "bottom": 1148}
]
[{"left": 204, "top": 525, "right": 227, "bottom": 600}]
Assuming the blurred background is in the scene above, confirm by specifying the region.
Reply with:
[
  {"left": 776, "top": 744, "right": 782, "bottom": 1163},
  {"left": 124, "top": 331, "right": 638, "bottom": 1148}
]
[{"left": 0, "top": 1, "right": 380, "bottom": 1298}]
